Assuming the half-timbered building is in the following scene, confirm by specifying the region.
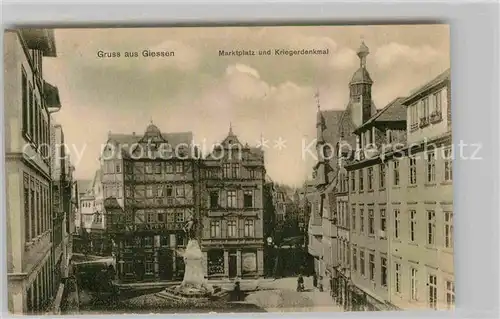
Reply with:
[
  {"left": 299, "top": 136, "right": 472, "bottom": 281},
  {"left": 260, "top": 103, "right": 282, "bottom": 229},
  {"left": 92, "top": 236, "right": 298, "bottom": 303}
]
[{"left": 104, "top": 122, "right": 200, "bottom": 283}]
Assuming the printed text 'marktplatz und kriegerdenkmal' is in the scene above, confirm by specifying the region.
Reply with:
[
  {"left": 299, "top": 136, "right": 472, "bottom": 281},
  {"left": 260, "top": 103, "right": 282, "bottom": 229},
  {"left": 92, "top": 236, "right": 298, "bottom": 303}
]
[{"left": 218, "top": 48, "right": 330, "bottom": 57}]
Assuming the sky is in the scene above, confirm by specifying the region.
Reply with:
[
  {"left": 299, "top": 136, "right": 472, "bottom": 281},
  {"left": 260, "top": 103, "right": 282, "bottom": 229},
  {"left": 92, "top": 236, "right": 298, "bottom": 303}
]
[{"left": 42, "top": 25, "right": 450, "bottom": 187}]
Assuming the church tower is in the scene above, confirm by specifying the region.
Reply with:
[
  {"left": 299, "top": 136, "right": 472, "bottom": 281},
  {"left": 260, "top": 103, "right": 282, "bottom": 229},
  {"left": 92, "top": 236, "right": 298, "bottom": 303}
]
[{"left": 349, "top": 41, "right": 374, "bottom": 127}]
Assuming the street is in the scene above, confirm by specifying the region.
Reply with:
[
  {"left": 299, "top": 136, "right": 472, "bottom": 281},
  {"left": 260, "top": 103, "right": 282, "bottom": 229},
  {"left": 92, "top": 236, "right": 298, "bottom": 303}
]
[{"left": 246, "top": 277, "right": 343, "bottom": 312}]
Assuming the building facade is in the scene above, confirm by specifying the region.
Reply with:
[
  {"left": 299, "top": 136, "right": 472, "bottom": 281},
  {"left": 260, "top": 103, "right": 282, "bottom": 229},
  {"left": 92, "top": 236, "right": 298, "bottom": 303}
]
[
  {"left": 4, "top": 29, "right": 63, "bottom": 314},
  {"left": 200, "top": 127, "right": 265, "bottom": 279},
  {"left": 386, "top": 70, "right": 453, "bottom": 310},
  {"left": 105, "top": 123, "right": 198, "bottom": 282},
  {"left": 307, "top": 40, "right": 453, "bottom": 311}
]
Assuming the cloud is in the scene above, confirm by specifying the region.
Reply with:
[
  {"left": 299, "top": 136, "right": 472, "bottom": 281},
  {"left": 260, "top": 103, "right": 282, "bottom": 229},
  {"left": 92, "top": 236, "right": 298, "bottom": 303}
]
[{"left": 374, "top": 42, "right": 442, "bottom": 69}]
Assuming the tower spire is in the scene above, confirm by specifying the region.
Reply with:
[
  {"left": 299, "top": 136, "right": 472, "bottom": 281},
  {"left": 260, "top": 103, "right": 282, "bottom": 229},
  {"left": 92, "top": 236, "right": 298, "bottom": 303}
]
[
  {"left": 314, "top": 89, "right": 321, "bottom": 110},
  {"left": 357, "top": 39, "right": 369, "bottom": 68},
  {"left": 229, "top": 122, "right": 233, "bottom": 135}
]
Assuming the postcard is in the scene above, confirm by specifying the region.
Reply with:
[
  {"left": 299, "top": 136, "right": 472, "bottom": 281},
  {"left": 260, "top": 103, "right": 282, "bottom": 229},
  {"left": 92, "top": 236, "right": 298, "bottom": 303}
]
[{"left": 3, "top": 25, "right": 451, "bottom": 314}]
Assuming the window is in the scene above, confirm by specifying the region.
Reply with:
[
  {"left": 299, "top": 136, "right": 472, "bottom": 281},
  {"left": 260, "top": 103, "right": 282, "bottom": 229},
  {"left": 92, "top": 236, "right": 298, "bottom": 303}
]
[
  {"left": 393, "top": 161, "right": 400, "bottom": 186},
  {"left": 22, "top": 68, "right": 29, "bottom": 136},
  {"left": 410, "top": 210, "right": 417, "bottom": 242},
  {"left": 166, "top": 163, "right": 173, "bottom": 174},
  {"left": 223, "top": 163, "right": 231, "bottom": 178},
  {"left": 409, "top": 158, "right": 417, "bottom": 185},
  {"left": 210, "top": 191, "right": 219, "bottom": 208},
  {"left": 369, "top": 253, "right": 375, "bottom": 281},
  {"left": 157, "top": 185, "right": 163, "bottom": 197},
  {"left": 394, "top": 209, "right": 400, "bottom": 239},
  {"left": 351, "top": 171, "right": 356, "bottom": 192},
  {"left": 446, "top": 281, "right": 455, "bottom": 309},
  {"left": 210, "top": 220, "right": 220, "bottom": 237},
  {"left": 410, "top": 103, "right": 418, "bottom": 130},
  {"left": 145, "top": 261, "right": 154, "bottom": 274},
  {"left": 445, "top": 212, "right": 453, "bottom": 248},
  {"left": 116, "top": 163, "right": 121, "bottom": 173},
  {"left": 227, "top": 190, "right": 237, "bottom": 208},
  {"left": 368, "top": 209, "right": 375, "bottom": 235},
  {"left": 427, "top": 210, "right": 436, "bottom": 245},
  {"left": 426, "top": 152, "right": 436, "bottom": 183},
  {"left": 360, "top": 208, "right": 365, "bottom": 233},
  {"left": 380, "top": 209, "right": 387, "bottom": 233},
  {"left": 422, "top": 97, "right": 430, "bottom": 120},
  {"left": 30, "top": 182, "right": 35, "bottom": 239},
  {"left": 244, "top": 219, "right": 254, "bottom": 237},
  {"left": 175, "top": 210, "right": 185, "bottom": 223},
  {"left": 444, "top": 148, "right": 453, "bottom": 181},
  {"left": 243, "top": 190, "right": 253, "bottom": 208},
  {"left": 146, "top": 211, "right": 155, "bottom": 223},
  {"left": 146, "top": 185, "right": 153, "bottom": 198},
  {"left": 433, "top": 90, "right": 442, "bottom": 114},
  {"left": 428, "top": 274, "right": 437, "bottom": 309},
  {"left": 28, "top": 84, "right": 34, "bottom": 138},
  {"left": 360, "top": 250, "right": 365, "bottom": 276},
  {"left": 232, "top": 164, "right": 240, "bottom": 178},
  {"left": 379, "top": 164, "right": 386, "bottom": 188},
  {"left": 175, "top": 185, "right": 185, "bottom": 197},
  {"left": 410, "top": 268, "right": 418, "bottom": 300},
  {"left": 176, "top": 162, "right": 183, "bottom": 173},
  {"left": 359, "top": 169, "right": 364, "bottom": 191},
  {"left": 227, "top": 220, "right": 237, "bottom": 237},
  {"left": 352, "top": 248, "right": 357, "bottom": 271},
  {"left": 367, "top": 167, "right": 373, "bottom": 190},
  {"left": 145, "top": 162, "right": 153, "bottom": 174},
  {"left": 395, "top": 263, "right": 401, "bottom": 293},
  {"left": 351, "top": 207, "right": 356, "bottom": 231},
  {"left": 381, "top": 257, "right": 387, "bottom": 286},
  {"left": 24, "top": 175, "right": 31, "bottom": 242},
  {"left": 166, "top": 185, "right": 173, "bottom": 197},
  {"left": 154, "top": 162, "right": 161, "bottom": 174}
]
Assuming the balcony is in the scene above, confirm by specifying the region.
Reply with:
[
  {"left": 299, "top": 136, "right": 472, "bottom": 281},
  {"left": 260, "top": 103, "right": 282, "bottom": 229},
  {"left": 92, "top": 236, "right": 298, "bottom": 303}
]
[
  {"left": 419, "top": 117, "right": 430, "bottom": 128},
  {"left": 430, "top": 111, "right": 443, "bottom": 124}
]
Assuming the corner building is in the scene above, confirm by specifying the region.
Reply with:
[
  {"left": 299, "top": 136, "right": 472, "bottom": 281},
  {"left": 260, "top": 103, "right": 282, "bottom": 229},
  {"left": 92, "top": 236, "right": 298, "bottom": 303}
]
[
  {"left": 4, "top": 29, "right": 62, "bottom": 314},
  {"left": 200, "top": 127, "right": 265, "bottom": 279}
]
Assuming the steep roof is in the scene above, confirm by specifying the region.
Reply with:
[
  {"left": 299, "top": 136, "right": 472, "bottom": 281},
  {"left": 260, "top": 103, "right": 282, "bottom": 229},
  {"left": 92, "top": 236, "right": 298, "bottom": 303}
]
[
  {"left": 354, "top": 97, "right": 407, "bottom": 132},
  {"left": 108, "top": 131, "right": 193, "bottom": 147},
  {"left": 320, "top": 110, "right": 344, "bottom": 146},
  {"left": 350, "top": 67, "right": 373, "bottom": 85}
]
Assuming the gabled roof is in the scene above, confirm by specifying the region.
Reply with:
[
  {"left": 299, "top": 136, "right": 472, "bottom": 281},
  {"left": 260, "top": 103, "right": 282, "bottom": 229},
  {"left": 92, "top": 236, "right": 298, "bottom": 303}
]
[
  {"left": 350, "top": 67, "right": 373, "bottom": 85},
  {"left": 403, "top": 68, "right": 450, "bottom": 105},
  {"left": 354, "top": 97, "right": 407, "bottom": 133}
]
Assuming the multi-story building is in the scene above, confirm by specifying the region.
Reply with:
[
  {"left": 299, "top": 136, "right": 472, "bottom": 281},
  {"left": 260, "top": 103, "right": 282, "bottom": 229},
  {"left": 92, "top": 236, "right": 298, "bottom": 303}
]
[
  {"left": 105, "top": 123, "right": 198, "bottom": 283},
  {"left": 4, "top": 29, "right": 61, "bottom": 314},
  {"left": 200, "top": 126, "right": 265, "bottom": 279},
  {"left": 306, "top": 39, "right": 453, "bottom": 312},
  {"left": 345, "top": 96, "right": 407, "bottom": 311},
  {"left": 387, "top": 70, "right": 453, "bottom": 310}
]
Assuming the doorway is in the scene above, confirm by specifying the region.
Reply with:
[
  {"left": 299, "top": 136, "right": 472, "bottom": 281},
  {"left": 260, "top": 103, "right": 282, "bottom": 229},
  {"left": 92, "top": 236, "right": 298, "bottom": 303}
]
[{"left": 228, "top": 250, "right": 237, "bottom": 278}]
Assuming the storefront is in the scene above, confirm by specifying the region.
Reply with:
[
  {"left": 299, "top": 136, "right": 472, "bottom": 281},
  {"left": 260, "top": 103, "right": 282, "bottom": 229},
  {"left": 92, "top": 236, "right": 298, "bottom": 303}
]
[{"left": 205, "top": 248, "right": 263, "bottom": 279}]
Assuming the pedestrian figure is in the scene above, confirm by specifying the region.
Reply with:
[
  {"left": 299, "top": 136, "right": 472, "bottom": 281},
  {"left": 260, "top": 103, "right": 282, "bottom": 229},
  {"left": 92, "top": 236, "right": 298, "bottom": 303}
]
[
  {"left": 318, "top": 276, "right": 324, "bottom": 292},
  {"left": 231, "top": 281, "right": 241, "bottom": 301},
  {"left": 313, "top": 273, "right": 318, "bottom": 288},
  {"left": 297, "top": 274, "right": 305, "bottom": 292}
]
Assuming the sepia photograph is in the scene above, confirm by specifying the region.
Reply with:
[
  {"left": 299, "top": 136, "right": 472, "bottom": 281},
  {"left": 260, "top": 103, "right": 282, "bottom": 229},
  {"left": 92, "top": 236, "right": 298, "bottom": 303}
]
[{"left": 3, "top": 24, "right": 452, "bottom": 315}]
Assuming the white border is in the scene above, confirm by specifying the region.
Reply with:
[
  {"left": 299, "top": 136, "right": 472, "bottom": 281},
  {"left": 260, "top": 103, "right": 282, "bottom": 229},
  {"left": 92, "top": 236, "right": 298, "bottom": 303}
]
[{"left": 1, "top": 1, "right": 499, "bottom": 318}]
